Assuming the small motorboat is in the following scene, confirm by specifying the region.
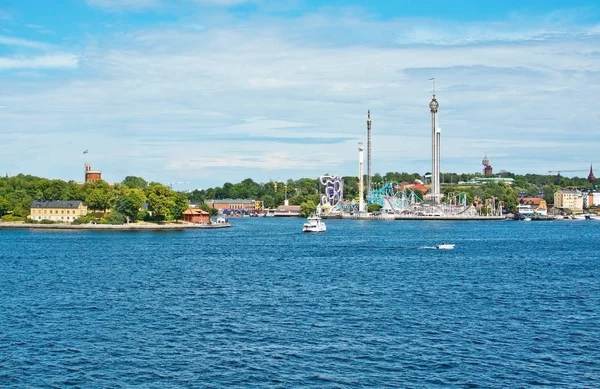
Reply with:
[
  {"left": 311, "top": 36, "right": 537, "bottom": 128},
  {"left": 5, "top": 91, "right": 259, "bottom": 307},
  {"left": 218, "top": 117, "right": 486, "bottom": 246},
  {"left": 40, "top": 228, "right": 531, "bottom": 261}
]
[
  {"left": 302, "top": 215, "right": 326, "bottom": 232},
  {"left": 436, "top": 243, "right": 455, "bottom": 250}
]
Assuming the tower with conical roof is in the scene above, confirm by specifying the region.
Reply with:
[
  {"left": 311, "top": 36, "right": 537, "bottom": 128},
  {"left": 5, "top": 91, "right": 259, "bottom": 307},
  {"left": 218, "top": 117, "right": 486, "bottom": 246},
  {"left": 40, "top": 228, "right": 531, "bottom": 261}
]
[{"left": 588, "top": 164, "right": 595, "bottom": 184}]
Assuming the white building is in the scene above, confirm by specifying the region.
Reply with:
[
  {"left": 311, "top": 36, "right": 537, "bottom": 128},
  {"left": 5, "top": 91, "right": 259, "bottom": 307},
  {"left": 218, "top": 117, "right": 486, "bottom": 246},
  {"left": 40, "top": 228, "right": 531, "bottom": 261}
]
[{"left": 582, "top": 191, "right": 600, "bottom": 208}]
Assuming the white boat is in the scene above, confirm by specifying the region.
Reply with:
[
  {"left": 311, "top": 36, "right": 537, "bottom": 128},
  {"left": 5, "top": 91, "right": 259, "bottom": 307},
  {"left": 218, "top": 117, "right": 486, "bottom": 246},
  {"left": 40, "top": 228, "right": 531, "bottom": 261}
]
[
  {"left": 302, "top": 216, "right": 326, "bottom": 232},
  {"left": 523, "top": 217, "right": 532, "bottom": 221},
  {"left": 436, "top": 243, "right": 455, "bottom": 250}
]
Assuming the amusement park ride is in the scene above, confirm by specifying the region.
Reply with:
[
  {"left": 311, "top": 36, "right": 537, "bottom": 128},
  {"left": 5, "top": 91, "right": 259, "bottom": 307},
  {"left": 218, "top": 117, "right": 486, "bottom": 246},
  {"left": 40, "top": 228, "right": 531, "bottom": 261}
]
[
  {"left": 315, "top": 86, "right": 504, "bottom": 219},
  {"left": 317, "top": 176, "right": 503, "bottom": 218}
]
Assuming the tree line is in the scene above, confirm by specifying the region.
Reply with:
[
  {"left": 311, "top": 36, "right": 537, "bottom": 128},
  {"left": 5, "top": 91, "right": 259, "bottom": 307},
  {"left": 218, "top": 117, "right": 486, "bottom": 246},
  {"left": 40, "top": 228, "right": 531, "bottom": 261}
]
[
  {"left": 0, "top": 171, "right": 594, "bottom": 220},
  {"left": 0, "top": 175, "right": 190, "bottom": 223}
]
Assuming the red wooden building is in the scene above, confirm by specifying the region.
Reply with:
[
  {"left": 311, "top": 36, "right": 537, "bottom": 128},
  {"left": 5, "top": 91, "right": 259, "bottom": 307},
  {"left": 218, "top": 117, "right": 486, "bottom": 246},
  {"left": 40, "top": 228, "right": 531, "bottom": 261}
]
[{"left": 182, "top": 209, "right": 210, "bottom": 224}]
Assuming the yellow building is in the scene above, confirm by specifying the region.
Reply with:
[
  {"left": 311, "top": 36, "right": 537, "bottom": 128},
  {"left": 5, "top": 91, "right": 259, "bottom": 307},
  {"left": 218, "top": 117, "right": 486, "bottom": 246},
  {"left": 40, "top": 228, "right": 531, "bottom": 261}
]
[
  {"left": 554, "top": 189, "right": 583, "bottom": 212},
  {"left": 29, "top": 200, "right": 88, "bottom": 222}
]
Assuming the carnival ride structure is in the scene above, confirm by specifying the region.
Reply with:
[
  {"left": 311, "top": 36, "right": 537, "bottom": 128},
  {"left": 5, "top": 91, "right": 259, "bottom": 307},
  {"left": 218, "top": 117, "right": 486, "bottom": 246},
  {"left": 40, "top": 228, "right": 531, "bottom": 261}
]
[
  {"left": 317, "top": 177, "right": 503, "bottom": 217},
  {"left": 318, "top": 175, "right": 344, "bottom": 214}
]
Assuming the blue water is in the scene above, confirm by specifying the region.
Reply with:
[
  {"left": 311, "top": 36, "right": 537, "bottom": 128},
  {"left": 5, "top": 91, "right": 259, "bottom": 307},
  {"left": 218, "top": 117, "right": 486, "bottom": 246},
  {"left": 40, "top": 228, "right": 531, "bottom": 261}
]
[{"left": 1, "top": 219, "right": 599, "bottom": 388}]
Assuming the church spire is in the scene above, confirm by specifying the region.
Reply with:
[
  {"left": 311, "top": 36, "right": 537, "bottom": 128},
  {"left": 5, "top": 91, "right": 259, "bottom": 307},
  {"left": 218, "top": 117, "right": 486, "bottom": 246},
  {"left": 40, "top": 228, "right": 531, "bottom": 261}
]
[{"left": 588, "top": 164, "right": 595, "bottom": 184}]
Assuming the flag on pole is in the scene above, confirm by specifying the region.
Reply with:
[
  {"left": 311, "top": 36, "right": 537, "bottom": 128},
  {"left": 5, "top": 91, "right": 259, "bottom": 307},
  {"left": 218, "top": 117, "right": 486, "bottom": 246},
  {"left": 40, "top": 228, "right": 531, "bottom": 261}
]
[{"left": 83, "top": 150, "right": 88, "bottom": 154}]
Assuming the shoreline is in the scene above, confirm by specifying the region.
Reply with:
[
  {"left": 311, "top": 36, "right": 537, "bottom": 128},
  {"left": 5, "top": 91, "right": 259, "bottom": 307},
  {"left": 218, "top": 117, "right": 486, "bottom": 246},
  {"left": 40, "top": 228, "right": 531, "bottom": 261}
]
[
  {"left": 0, "top": 222, "right": 231, "bottom": 230},
  {"left": 320, "top": 214, "right": 506, "bottom": 221}
]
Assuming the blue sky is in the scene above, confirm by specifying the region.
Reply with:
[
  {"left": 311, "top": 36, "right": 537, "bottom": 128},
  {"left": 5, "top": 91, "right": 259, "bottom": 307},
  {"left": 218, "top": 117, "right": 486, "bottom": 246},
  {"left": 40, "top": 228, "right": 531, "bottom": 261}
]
[{"left": 1, "top": 0, "right": 600, "bottom": 189}]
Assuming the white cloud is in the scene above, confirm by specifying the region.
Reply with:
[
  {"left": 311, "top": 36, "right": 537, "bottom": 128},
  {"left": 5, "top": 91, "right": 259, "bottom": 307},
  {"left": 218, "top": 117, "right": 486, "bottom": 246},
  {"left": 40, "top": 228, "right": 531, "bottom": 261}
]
[
  {"left": 0, "top": 54, "right": 79, "bottom": 70},
  {"left": 0, "top": 35, "right": 51, "bottom": 49},
  {"left": 2, "top": 8, "right": 600, "bottom": 187},
  {"left": 85, "top": 0, "right": 256, "bottom": 12},
  {"left": 190, "top": 0, "right": 254, "bottom": 5},
  {"left": 85, "top": 0, "right": 162, "bottom": 11}
]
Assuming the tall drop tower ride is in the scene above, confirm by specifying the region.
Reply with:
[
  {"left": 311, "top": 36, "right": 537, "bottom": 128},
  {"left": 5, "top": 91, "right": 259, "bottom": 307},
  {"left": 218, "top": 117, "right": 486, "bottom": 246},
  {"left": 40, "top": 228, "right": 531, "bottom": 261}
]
[
  {"left": 429, "top": 79, "right": 440, "bottom": 204},
  {"left": 358, "top": 142, "right": 365, "bottom": 213},
  {"left": 366, "top": 110, "right": 372, "bottom": 194}
]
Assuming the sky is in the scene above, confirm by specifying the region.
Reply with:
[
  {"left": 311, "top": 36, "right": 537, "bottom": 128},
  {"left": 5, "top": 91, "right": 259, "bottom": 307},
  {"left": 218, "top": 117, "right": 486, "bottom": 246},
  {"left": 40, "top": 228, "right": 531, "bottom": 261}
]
[{"left": 1, "top": 0, "right": 600, "bottom": 189}]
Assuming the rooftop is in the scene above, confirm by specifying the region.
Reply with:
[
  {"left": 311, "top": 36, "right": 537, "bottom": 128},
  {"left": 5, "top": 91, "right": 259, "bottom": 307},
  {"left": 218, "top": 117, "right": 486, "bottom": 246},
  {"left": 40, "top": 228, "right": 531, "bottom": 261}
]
[
  {"left": 31, "top": 200, "right": 84, "bottom": 209},
  {"left": 206, "top": 199, "right": 255, "bottom": 204},
  {"left": 183, "top": 209, "right": 210, "bottom": 215}
]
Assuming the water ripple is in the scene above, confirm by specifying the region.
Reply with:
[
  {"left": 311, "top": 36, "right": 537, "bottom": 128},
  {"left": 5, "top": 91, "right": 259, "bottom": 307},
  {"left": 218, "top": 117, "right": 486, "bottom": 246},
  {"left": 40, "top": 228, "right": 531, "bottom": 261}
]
[{"left": 1, "top": 219, "right": 599, "bottom": 387}]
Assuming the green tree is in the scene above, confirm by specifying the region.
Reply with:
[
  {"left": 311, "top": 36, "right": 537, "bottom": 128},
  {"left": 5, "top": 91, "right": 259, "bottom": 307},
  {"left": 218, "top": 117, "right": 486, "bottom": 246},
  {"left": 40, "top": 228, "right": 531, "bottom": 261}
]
[
  {"left": 261, "top": 194, "right": 276, "bottom": 209},
  {"left": 43, "top": 180, "right": 68, "bottom": 200},
  {"left": 86, "top": 188, "right": 112, "bottom": 212},
  {"left": 171, "top": 192, "right": 189, "bottom": 221},
  {"left": 368, "top": 203, "right": 382, "bottom": 212},
  {"left": 187, "top": 189, "right": 205, "bottom": 205},
  {"left": 343, "top": 176, "right": 359, "bottom": 200},
  {"left": 0, "top": 197, "right": 9, "bottom": 216},
  {"left": 83, "top": 180, "right": 114, "bottom": 212},
  {"left": 64, "top": 181, "right": 83, "bottom": 200},
  {"left": 115, "top": 188, "right": 146, "bottom": 223},
  {"left": 146, "top": 184, "right": 175, "bottom": 221},
  {"left": 300, "top": 200, "right": 317, "bottom": 217},
  {"left": 200, "top": 202, "right": 218, "bottom": 216},
  {"left": 122, "top": 176, "right": 148, "bottom": 190},
  {"left": 101, "top": 211, "right": 126, "bottom": 225}
]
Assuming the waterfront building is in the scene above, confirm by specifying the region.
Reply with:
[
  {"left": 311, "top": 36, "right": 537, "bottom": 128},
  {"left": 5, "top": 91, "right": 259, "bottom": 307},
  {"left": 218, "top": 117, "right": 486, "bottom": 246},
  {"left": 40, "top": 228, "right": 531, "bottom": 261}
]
[
  {"left": 182, "top": 208, "right": 210, "bottom": 224},
  {"left": 206, "top": 199, "right": 257, "bottom": 212},
  {"left": 582, "top": 191, "right": 600, "bottom": 208},
  {"left": 29, "top": 200, "right": 88, "bottom": 222},
  {"left": 554, "top": 189, "right": 584, "bottom": 212},
  {"left": 273, "top": 205, "right": 301, "bottom": 217},
  {"left": 517, "top": 197, "right": 548, "bottom": 216}
]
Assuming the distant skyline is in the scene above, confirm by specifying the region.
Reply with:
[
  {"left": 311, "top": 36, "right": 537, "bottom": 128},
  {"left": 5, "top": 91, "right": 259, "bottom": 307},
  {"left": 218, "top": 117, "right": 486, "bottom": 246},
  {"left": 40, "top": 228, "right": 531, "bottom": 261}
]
[{"left": 1, "top": 0, "right": 600, "bottom": 189}]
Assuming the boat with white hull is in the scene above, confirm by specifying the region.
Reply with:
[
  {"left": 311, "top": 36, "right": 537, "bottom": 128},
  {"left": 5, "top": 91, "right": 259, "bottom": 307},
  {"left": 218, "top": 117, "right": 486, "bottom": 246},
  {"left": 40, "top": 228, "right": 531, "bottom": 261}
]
[
  {"left": 302, "top": 216, "right": 326, "bottom": 232},
  {"left": 436, "top": 243, "right": 455, "bottom": 250}
]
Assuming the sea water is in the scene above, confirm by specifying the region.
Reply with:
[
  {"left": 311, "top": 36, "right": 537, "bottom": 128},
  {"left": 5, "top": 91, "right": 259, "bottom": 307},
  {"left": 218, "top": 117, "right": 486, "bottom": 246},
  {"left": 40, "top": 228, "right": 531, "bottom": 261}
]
[{"left": 0, "top": 219, "right": 598, "bottom": 388}]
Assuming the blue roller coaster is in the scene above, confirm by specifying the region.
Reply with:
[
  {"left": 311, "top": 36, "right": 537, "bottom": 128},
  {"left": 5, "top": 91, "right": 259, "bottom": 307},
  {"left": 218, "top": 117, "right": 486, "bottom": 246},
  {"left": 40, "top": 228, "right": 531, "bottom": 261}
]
[{"left": 367, "top": 181, "right": 423, "bottom": 211}]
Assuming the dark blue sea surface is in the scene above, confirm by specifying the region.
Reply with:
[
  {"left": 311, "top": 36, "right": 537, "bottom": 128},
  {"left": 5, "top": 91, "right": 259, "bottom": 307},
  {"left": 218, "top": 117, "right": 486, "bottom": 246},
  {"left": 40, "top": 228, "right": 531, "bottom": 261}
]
[{"left": 1, "top": 219, "right": 599, "bottom": 388}]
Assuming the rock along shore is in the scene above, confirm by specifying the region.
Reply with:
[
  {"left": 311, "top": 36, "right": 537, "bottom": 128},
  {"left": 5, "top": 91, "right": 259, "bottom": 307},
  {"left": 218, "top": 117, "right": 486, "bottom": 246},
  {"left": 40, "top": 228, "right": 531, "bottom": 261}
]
[{"left": 0, "top": 222, "right": 231, "bottom": 230}]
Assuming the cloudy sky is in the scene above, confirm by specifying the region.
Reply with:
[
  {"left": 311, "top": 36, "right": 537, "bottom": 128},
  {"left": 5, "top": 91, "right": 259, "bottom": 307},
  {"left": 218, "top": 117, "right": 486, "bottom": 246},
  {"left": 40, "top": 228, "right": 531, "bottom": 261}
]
[{"left": 1, "top": 0, "right": 600, "bottom": 189}]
